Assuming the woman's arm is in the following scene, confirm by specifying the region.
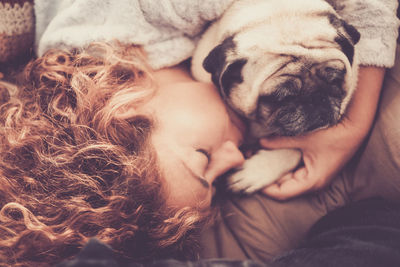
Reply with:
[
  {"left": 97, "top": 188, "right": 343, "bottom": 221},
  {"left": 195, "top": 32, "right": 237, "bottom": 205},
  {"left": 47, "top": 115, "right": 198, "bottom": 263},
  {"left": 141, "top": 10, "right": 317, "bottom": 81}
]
[
  {"left": 257, "top": 0, "right": 399, "bottom": 200},
  {"left": 259, "top": 66, "right": 385, "bottom": 200}
]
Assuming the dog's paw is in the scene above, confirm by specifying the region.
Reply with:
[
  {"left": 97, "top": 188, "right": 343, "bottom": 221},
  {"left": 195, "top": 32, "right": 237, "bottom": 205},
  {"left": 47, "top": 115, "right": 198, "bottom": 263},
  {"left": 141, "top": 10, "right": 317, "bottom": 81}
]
[{"left": 227, "top": 148, "right": 302, "bottom": 194}]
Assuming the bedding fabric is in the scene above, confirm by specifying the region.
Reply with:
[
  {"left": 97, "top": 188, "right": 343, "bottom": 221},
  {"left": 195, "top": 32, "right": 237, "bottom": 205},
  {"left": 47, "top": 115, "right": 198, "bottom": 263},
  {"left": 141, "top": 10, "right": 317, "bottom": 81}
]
[
  {"left": 34, "top": 0, "right": 234, "bottom": 70},
  {"left": 34, "top": 0, "right": 399, "bottom": 69},
  {"left": 55, "top": 198, "right": 400, "bottom": 267}
]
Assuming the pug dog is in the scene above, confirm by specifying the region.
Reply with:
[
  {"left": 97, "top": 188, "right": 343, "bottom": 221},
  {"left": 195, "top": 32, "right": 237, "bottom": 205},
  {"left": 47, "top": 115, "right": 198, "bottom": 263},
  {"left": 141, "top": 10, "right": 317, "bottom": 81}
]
[{"left": 191, "top": 0, "right": 360, "bottom": 193}]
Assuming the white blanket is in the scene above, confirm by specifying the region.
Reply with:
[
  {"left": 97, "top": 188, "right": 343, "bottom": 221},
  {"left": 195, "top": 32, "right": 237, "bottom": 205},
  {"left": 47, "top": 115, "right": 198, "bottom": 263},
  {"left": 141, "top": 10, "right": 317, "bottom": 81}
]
[{"left": 35, "top": 0, "right": 234, "bottom": 69}]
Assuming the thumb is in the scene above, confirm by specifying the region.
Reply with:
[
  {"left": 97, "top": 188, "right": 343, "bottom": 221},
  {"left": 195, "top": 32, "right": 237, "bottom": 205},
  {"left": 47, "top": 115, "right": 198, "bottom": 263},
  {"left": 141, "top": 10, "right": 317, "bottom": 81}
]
[{"left": 259, "top": 136, "right": 301, "bottom": 149}]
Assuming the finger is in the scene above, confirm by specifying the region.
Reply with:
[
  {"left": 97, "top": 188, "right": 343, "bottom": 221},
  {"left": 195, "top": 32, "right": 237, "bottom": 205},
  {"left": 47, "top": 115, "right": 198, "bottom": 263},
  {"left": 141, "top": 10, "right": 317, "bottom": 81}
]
[
  {"left": 259, "top": 136, "right": 303, "bottom": 149},
  {"left": 274, "top": 172, "right": 294, "bottom": 186},
  {"left": 260, "top": 172, "right": 295, "bottom": 196},
  {"left": 262, "top": 168, "right": 313, "bottom": 200}
]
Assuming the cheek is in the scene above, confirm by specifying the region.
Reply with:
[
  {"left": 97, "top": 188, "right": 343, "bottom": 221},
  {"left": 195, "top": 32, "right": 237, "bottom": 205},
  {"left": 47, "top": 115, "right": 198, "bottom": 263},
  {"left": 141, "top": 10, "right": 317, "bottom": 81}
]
[{"left": 166, "top": 181, "right": 211, "bottom": 208}]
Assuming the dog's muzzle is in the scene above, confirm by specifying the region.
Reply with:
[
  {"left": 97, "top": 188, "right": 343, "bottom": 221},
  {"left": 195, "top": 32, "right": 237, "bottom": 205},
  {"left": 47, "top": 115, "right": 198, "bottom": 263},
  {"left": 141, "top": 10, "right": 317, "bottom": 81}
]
[{"left": 250, "top": 61, "right": 347, "bottom": 137}]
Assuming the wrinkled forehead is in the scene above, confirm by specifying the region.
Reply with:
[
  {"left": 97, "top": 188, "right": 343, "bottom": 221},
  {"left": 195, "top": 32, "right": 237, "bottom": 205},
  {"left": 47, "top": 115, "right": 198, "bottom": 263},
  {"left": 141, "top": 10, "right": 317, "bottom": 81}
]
[{"left": 233, "top": 15, "right": 338, "bottom": 58}]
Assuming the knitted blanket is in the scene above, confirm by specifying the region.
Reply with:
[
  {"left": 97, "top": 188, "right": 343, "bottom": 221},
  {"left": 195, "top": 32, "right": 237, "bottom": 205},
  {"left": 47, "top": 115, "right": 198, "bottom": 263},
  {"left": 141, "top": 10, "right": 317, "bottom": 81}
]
[{"left": 35, "top": 0, "right": 234, "bottom": 70}]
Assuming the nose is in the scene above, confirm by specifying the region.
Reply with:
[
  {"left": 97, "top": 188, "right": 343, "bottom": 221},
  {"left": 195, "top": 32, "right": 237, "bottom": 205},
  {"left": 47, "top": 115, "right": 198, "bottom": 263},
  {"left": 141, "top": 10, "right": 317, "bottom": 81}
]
[{"left": 205, "top": 140, "right": 245, "bottom": 182}]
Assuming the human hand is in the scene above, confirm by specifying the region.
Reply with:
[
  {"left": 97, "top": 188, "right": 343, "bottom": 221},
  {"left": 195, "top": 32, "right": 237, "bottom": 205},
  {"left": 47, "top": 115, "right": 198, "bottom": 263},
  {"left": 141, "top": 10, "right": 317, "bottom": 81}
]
[
  {"left": 259, "top": 118, "right": 363, "bottom": 200},
  {"left": 259, "top": 67, "right": 385, "bottom": 200}
]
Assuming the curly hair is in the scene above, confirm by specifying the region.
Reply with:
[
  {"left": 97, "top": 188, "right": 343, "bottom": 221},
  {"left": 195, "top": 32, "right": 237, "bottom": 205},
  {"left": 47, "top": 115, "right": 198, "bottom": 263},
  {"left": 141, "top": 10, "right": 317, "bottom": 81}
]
[{"left": 0, "top": 43, "right": 208, "bottom": 266}]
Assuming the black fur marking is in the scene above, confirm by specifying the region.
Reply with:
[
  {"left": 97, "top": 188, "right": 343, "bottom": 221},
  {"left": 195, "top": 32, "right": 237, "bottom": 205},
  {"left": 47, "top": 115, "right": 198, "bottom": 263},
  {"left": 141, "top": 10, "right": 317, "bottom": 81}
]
[
  {"left": 220, "top": 59, "right": 247, "bottom": 97},
  {"left": 329, "top": 13, "right": 360, "bottom": 45},
  {"left": 335, "top": 35, "right": 354, "bottom": 65},
  {"left": 203, "top": 36, "right": 236, "bottom": 86},
  {"left": 327, "top": 13, "right": 342, "bottom": 28},
  {"left": 203, "top": 36, "right": 248, "bottom": 97},
  {"left": 270, "top": 93, "right": 339, "bottom": 136},
  {"left": 342, "top": 20, "right": 361, "bottom": 44},
  {"left": 328, "top": 14, "right": 360, "bottom": 65},
  {"left": 324, "top": 0, "right": 343, "bottom": 11}
]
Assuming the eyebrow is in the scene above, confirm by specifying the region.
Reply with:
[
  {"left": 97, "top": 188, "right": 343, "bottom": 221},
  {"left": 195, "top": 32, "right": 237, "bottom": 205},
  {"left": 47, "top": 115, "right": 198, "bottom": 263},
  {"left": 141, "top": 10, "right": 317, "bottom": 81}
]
[{"left": 181, "top": 160, "right": 210, "bottom": 189}]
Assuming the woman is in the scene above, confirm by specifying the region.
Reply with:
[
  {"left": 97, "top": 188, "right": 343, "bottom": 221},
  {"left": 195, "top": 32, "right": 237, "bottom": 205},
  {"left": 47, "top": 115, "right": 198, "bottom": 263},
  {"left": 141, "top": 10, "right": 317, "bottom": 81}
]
[
  {"left": 3, "top": 2, "right": 249, "bottom": 265},
  {"left": 0, "top": 43, "right": 244, "bottom": 265},
  {"left": 0, "top": 0, "right": 399, "bottom": 266}
]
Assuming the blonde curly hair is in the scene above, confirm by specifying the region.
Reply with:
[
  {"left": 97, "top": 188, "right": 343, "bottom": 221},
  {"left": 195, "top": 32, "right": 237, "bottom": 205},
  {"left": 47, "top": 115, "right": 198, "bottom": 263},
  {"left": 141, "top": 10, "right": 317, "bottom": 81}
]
[{"left": 0, "top": 43, "right": 208, "bottom": 266}]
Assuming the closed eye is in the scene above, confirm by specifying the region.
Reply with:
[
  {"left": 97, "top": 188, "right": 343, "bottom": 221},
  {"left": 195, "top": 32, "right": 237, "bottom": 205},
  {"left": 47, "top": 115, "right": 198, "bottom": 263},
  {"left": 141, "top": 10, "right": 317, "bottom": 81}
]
[{"left": 196, "top": 148, "right": 211, "bottom": 163}]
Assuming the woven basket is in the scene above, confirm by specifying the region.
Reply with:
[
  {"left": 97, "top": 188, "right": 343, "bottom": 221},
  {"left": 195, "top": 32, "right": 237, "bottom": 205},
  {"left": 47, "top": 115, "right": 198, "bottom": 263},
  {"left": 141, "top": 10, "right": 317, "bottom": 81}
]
[{"left": 0, "top": 0, "right": 34, "bottom": 65}]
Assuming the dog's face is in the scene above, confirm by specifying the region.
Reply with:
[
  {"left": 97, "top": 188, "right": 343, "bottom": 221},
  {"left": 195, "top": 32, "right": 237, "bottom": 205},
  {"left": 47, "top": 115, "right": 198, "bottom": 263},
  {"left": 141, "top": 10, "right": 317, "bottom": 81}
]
[{"left": 203, "top": 0, "right": 360, "bottom": 138}]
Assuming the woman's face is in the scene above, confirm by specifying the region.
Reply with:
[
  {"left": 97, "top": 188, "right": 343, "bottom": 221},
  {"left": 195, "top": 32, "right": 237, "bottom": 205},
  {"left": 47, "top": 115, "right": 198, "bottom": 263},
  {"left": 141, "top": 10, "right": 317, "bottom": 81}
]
[{"left": 144, "top": 66, "right": 246, "bottom": 209}]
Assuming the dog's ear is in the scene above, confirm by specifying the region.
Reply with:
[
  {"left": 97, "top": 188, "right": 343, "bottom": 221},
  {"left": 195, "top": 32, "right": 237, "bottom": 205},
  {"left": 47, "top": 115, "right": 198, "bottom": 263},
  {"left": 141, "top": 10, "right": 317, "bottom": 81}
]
[
  {"left": 334, "top": 21, "right": 360, "bottom": 65},
  {"left": 330, "top": 14, "right": 360, "bottom": 65},
  {"left": 341, "top": 20, "right": 360, "bottom": 45},
  {"left": 203, "top": 43, "right": 227, "bottom": 86},
  {"left": 203, "top": 36, "right": 247, "bottom": 96},
  {"left": 203, "top": 36, "right": 236, "bottom": 86},
  {"left": 220, "top": 59, "right": 247, "bottom": 96},
  {"left": 328, "top": 14, "right": 360, "bottom": 45}
]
